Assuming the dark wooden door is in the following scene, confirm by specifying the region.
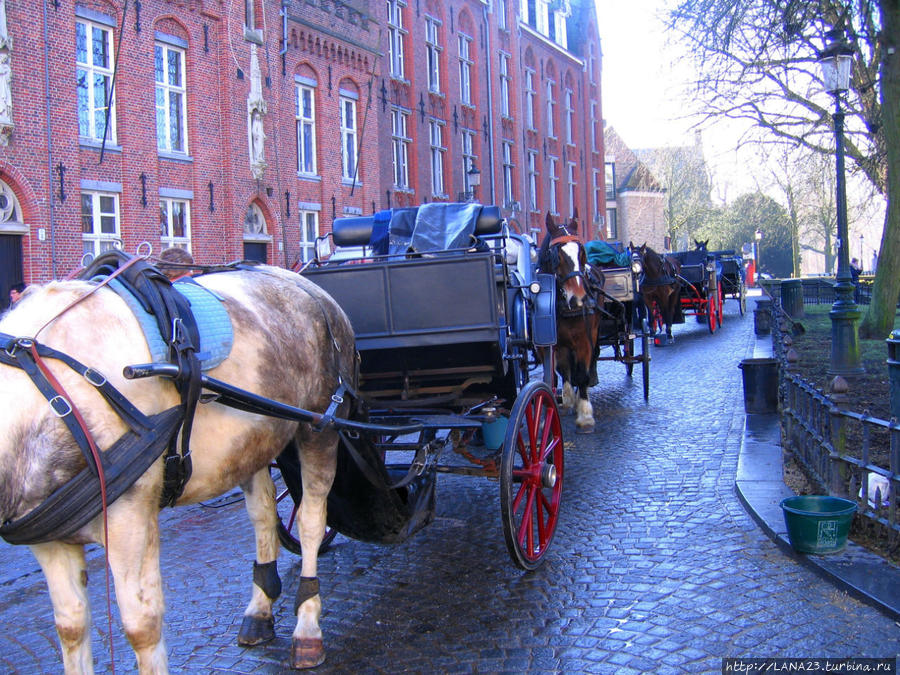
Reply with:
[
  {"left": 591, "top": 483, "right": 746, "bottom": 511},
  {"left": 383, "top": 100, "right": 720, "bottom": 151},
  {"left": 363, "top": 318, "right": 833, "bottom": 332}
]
[
  {"left": 243, "top": 242, "right": 267, "bottom": 264},
  {"left": 0, "top": 234, "right": 23, "bottom": 311}
]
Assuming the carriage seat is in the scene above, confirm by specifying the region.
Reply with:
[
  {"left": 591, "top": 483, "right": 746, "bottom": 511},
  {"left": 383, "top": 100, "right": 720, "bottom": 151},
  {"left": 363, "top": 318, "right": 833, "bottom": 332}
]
[{"left": 332, "top": 204, "right": 502, "bottom": 250}]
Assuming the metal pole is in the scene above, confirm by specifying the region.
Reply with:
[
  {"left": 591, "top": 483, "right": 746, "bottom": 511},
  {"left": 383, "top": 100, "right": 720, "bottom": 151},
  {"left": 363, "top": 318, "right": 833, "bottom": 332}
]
[{"left": 828, "top": 96, "right": 863, "bottom": 376}]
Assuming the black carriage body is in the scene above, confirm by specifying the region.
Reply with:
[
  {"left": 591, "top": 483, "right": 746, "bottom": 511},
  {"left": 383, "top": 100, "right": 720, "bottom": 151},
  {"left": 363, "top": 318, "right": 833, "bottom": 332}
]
[{"left": 303, "top": 250, "right": 519, "bottom": 404}]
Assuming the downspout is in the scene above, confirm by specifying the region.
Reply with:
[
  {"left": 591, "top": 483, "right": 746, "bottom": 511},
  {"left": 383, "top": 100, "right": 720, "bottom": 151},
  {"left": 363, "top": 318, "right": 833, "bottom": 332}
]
[
  {"left": 42, "top": 0, "right": 57, "bottom": 278},
  {"left": 482, "top": 6, "right": 495, "bottom": 205}
]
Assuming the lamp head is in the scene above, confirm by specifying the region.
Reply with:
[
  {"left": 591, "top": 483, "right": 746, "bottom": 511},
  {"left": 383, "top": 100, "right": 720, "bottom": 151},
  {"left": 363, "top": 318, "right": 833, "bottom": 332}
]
[{"left": 817, "top": 28, "right": 853, "bottom": 95}]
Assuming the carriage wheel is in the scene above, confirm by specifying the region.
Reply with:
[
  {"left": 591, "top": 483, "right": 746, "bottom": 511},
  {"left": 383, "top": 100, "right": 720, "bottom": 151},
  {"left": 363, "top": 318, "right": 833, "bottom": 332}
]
[
  {"left": 641, "top": 318, "right": 650, "bottom": 402},
  {"left": 271, "top": 463, "right": 337, "bottom": 556},
  {"left": 707, "top": 292, "right": 718, "bottom": 333},
  {"left": 500, "top": 381, "right": 564, "bottom": 570},
  {"left": 625, "top": 336, "right": 635, "bottom": 377},
  {"left": 717, "top": 282, "right": 724, "bottom": 326},
  {"left": 739, "top": 283, "right": 747, "bottom": 316}
]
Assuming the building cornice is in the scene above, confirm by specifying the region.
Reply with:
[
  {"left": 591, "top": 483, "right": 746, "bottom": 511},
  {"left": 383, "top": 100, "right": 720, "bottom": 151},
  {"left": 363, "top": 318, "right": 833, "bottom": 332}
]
[{"left": 518, "top": 23, "right": 584, "bottom": 66}]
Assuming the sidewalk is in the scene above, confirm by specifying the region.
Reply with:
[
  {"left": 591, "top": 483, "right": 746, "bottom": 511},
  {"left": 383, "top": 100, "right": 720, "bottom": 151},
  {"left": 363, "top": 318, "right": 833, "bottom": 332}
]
[{"left": 734, "top": 294, "right": 900, "bottom": 621}]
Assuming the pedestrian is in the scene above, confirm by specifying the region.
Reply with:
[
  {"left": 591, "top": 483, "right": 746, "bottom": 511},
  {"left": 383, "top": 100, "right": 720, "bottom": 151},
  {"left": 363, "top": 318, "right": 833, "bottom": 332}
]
[
  {"left": 850, "top": 257, "right": 862, "bottom": 303},
  {"left": 871, "top": 250, "right": 878, "bottom": 274},
  {"left": 8, "top": 281, "right": 24, "bottom": 305},
  {"left": 157, "top": 247, "right": 194, "bottom": 282}
]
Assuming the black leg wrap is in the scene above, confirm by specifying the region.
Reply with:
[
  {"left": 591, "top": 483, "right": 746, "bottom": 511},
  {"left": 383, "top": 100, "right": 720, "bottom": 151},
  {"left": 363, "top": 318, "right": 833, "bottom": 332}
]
[
  {"left": 293, "top": 576, "right": 320, "bottom": 615},
  {"left": 253, "top": 560, "right": 282, "bottom": 601}
]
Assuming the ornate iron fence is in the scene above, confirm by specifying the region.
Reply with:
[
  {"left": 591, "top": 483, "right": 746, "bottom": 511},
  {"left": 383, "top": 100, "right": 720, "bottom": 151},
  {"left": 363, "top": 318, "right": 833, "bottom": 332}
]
[{"left": 772, "top": 302, "right": 899, "bottom": 551}]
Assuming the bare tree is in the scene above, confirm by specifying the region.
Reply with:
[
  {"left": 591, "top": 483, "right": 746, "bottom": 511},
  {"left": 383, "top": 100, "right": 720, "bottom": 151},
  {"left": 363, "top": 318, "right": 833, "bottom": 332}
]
[{"left": 668, "top": 0, "right": 900, "bottom": 337}]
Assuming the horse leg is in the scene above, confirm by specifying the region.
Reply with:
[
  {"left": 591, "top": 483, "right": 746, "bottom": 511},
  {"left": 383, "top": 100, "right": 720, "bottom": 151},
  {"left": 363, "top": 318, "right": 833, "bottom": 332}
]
[
  {"left": 237, "top": 467, "right": 282, "bottom": 647},
  {"left": 290, "top": 427, "right": 338, "bottom": 669},
  {"left": 30, "top": 542, "right": 94, "bottom": 674},
  {"left": 573, "top": 343, "right": 595, "bottom": 433},
  {"left": 105, "top": 510, "right": 168, "bottom": 674}
]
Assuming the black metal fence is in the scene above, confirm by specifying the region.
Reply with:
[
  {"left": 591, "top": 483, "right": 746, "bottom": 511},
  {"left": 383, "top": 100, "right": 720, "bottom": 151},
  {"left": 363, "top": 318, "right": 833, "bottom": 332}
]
[
  {"left": 761, "top": 277, "right": 874, "bottom": 306},
  {"left": 771, "top": 302, "right": 899, "bottom": 553}
]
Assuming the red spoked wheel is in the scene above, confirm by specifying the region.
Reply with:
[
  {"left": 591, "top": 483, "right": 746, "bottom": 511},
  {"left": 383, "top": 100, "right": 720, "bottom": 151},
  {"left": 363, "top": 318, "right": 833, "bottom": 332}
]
[
  {"left": 707, "top": 294, "right": 717, "bottom": 333},
  {"left": 717, "top": 281, "right": 724, "bottom": 326},
  {"left": 500, "top": 381, "right": 564, "bottom": 570}
]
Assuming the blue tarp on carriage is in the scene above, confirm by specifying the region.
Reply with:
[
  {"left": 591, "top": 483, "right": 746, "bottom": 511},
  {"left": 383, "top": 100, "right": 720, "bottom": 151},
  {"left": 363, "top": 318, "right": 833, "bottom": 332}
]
[{"left": 585, "top": 240, "right": 631, "bottom": 268}]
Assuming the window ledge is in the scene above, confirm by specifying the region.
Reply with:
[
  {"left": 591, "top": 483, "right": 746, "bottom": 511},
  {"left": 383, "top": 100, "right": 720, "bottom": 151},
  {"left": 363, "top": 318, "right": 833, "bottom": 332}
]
[
  {"left": 298, "top": 174, "right": 322, "bottom": 183},
  {"left": 394, "top": 187, "right": 415, "bottom": 195},
  {"left": 428, "top": 89, "right": 445, "bottom": 99},
  {"left": 461, "top": 103, "right": 476, "bottom": 111},
  {"left": 501, "top": 115, "right": 514, "bottom": 123},
  {"left": 390, "top": 75, "right": 410, "bottom": 86},
  {"left": 431, "top": 193, "right": 449, "bottom": 200},
  {"left": 80, "top": 139, "right": 122, "bottom": 153},
  {"left": 158, "top": 151, "right": 193, "bottom": 163}
]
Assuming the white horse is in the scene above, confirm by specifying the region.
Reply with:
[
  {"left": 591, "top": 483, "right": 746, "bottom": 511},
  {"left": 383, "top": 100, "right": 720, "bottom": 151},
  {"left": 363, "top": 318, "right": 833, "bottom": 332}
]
[{"left": 0, "top": 264, "right": 355, "bottom": 673}]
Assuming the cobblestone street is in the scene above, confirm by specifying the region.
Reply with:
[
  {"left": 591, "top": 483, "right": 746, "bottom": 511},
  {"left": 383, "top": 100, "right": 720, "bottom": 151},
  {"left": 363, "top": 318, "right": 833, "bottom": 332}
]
[{"left": 1, "top": 299, "right": 898, "bottom": 674}]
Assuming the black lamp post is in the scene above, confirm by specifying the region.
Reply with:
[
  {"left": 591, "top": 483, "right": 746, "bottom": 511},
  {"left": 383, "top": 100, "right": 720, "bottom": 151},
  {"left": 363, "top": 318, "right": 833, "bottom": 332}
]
[
  {"left": 754, "top": 228, "right": 762, "bottom": 277},
  {"left": 466, "top": 162, "right": 481, "bottom": 202},
  {"left": 818, "top": 28, "right": 863, "bottom": 376}
]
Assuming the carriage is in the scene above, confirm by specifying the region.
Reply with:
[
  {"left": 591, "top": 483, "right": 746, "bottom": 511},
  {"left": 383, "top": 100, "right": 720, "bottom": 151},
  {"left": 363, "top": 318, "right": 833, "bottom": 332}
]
[
  {"left": 715, "top": 251, "right": 747, "bottom": 316},
  {"left": 585, "top": 242, "right": 651, "bottom": 401},
  {"left": 278, "top": 202, "right": 566, "bottom": 570},
  {"left": 669, "top": 246, "right": 725, "bottom": 334}
]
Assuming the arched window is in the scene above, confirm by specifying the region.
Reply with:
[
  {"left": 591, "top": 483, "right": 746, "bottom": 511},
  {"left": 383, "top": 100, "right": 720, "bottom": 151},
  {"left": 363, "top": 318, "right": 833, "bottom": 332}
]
[
  {"left": 0, "top": 180, "right": 24, "bottom": 232},
  {"left": 244, "top": 202, "right": 268, "bottom": 237}
]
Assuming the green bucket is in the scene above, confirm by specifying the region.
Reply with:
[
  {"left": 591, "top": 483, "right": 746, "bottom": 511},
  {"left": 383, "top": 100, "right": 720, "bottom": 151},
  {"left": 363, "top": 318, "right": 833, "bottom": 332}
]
[{"left": 780, "top": 496, "right": 857, "bottom": 554}]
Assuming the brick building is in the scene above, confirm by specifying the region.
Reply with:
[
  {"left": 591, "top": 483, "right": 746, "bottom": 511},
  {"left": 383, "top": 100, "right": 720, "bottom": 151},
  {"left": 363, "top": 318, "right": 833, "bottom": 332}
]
[{"left": 0, "top": 0, "right": 604, "bottom": 306}]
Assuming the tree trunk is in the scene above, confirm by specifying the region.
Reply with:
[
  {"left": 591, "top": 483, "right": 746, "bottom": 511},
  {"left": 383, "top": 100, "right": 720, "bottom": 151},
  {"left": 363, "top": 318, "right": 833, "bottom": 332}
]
[{"left": 860, "top": 0, "right": 900, "bottom": 339}]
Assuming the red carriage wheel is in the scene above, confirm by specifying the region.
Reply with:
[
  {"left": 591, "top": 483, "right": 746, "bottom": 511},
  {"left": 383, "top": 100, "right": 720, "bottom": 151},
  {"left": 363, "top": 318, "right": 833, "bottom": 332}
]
[
  {"left": 500, "top": 381, "right": 564, "bottom": 570},
  {"left": 271, "top": 464, "right": 337, "bottom": 556},
  {"left": 707, "top": 290, "right": 718, "bottom": 333},
  {"left": 717, "top": 281, "right": 724, "bottom": 326}
]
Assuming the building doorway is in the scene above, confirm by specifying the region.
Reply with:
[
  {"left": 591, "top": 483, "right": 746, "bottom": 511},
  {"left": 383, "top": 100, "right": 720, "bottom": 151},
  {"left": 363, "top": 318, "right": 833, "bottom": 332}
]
[{"left": 0, "top": 234, "right": 23, "bottom": 311}]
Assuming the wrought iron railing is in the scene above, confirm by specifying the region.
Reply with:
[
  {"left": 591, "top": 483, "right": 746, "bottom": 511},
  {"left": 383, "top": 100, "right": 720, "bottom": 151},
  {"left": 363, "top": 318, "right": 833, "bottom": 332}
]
[{"left": 772, "top": 301, "right": 899, "bottom": 551}]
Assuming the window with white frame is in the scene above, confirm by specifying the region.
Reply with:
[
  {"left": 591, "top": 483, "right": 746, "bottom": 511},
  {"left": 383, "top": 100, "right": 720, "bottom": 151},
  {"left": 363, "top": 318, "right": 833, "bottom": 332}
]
[
  {"left": 76, "top": 18, "right": 116, "bottom": 142},
  {"left": 548, "top": 157, "right": 558, "bottom": 215},
  {"left": 502, "top": 141, "right": 514, "bottom": 208},
  {"left": 554, "top": 4, "right": 568, "bottom": 46},
  {"left": 462, "top": 129, "right": 477, "bottom": 194},
  {"left": 525, "top": 68, "right": 536, "bottom": 130},
  {"left": 536, "top": 0, "right": 550, "bottom": 35},
  {"left": 81, "top": 191, "right": 120, "bottom": 257},
  {"left": 605, "top": 161, "right": 616, "bottom": 201},
  {"left": 546, "top": 80, "right": 555, "bottom": 137},
  {"left": 425, "top": 17, "right": 441, "bottom": 93},
  {"left": 590, "top": 102, "right": 598, "bottom": 152},
  {"left": 387, "top": 0, "right": 406, "bottom": 79},
  {"left": 519, "top": 0, "right": 530, "bottom": 24},
  {"left": 391, "top": 108, "right": 410, "bottom": 189},
  {"left": 499, "top": 53, "right": 511, "bottom": 118},
  {"left": 527, "top": 150, "right": 538, "bottom": 212},
  {"left": 592, "top": 169, "right": 602, "bottom": 222},
  {"left": 429, "top": 120, "right": 445, "bottom": 197},
  {"left": 299, "top": 210, "right": 319, "bottom": 263},
  {"left": 567, "top": 161, "right": 577, "bottom": 217},
  {"left": 606, "top": 207, "right": 618, "bottom": 239},
  {"left": 497, "top": 0, "right": 508, "bottom": 30},
  {"left": 458, "top": 34, "right": 473, "bottom": 106},
  {"left": 155, "top": 42, "right": 187, "bottom": 154},
  {"left": 160, "top": 198, "right": 191, "bottom": 250},
  {"left": 564, "top": 88, "right": 574, "bottom": 145},
  {"left": 296, "top": 83, "right": 317, "bottom": 176},
  {"left": 340, "top": 95, "right": 358, "bottom": 182}
]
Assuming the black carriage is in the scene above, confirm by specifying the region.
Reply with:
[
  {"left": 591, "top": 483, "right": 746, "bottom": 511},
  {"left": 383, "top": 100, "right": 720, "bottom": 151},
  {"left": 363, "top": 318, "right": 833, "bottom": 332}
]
[
  {"left": 586, "top": 244, "right": 651, "bottom": 400},
  {"left": 271, "top": 203, "right": 565, "bottom": 569},
  {"left": 715, "top": 252, "right": 747, "bottom": 316},
  {"left": 670, "top": 248, "right": 724, "bottom": 334}
]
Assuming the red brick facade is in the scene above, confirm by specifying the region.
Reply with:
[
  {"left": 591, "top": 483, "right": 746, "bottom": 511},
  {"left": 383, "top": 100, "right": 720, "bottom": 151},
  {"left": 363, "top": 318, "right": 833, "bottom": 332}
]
[{"left": 0, "top": 0, "right": 604, "bottom": 296}]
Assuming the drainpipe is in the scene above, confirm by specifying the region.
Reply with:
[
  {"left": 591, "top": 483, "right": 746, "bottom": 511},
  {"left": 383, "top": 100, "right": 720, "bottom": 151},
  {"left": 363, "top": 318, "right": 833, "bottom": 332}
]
[
  {"left": 280, "top": 0, "right": 289, "bottom": 61},
  {"left": 482, "top": 6, "right": 496, "bottom": 205},
  {"left": 42, "top": 0, "right": 57, "bottom": 278}
]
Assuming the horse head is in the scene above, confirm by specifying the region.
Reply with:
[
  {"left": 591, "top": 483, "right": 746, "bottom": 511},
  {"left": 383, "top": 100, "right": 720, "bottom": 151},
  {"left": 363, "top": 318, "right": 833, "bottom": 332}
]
[
  {"left": 539, "top": 212, "right": 589, "bottom": 309},
  {"left": 694, "top": 239, "right": 709, "bottom": 254}
]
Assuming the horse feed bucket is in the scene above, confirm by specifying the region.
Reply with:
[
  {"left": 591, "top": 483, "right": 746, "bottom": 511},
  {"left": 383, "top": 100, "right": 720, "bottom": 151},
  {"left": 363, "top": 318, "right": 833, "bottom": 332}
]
[
  {"left": 780, "top": 496, "right": 857, "bottom": 554},
  {"left": 738, "top": 358, "right": 778, "bottom": 414}
]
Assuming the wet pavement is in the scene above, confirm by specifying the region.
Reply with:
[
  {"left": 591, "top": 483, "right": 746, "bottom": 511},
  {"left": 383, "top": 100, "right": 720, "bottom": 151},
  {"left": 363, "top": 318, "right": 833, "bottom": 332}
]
[{"left": 1, "top": 297, "right": 898, "bottom": 674}]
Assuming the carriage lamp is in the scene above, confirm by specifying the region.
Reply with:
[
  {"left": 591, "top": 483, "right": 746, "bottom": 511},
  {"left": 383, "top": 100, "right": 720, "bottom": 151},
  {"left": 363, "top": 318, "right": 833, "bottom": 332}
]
[
  {"left": 529, "top": 280, "right": 542, "bottom": 294},
  {"left": 818, "top": 27, "right": 863, "bottom": 376},
  {"left": 467, "top": 163, "right": 481, "bottom": 187},
  {"left": 631, "top": 256, "right": 642, "bottom": 275}
]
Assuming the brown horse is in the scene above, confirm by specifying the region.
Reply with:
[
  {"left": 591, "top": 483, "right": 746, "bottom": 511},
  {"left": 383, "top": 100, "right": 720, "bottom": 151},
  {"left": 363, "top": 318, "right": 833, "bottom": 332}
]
[
  {"left": 538, "top": 213, "right": 600, "bottom": 433},
  {"left": 633, "top": 243, "right": 681, "bottom": 345},
  {"left": 0, "top": 264, "right": 355, "bottom": 673}
]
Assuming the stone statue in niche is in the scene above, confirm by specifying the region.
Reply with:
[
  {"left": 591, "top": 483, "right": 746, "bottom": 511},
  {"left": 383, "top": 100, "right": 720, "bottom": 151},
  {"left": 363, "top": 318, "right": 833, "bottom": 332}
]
[
  {"left": 0, "top": 52, "right": 10, "bottom": 123},
  {"left": 0, "top": 0, "right": 10, "bottom": 50},
  {"left": 247, "top": 44, "right": 267, "bottom": 180}
]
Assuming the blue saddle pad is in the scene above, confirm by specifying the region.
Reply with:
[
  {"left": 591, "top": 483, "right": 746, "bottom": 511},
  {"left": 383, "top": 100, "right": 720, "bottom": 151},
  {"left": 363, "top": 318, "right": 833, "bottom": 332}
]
[{"left": 105, "top": 277, "right": 233, "bottom": 371}]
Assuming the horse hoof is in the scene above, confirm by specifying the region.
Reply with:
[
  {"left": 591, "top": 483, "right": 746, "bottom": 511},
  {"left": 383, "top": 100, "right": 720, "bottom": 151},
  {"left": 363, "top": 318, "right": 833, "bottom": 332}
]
[
  {"left": 292, "top": 637, "right": 326, "bottom": 669},
  {"left": 575, "top": 423, "right": 594, "bottom": 434},
  {"left": 237, "top": 614, "right": 275, "bottom": 646}
]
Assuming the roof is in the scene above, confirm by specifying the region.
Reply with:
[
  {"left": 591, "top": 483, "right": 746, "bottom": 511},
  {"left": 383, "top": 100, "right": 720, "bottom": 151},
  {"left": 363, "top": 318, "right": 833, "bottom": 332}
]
[{"left": 603, "top": 126, "right": 665, "bottom": 194}]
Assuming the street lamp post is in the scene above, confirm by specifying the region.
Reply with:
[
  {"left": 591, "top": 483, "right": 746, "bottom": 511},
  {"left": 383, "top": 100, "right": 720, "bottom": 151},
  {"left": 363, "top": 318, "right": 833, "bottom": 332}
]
[
  {"left": 466, "top": 162, "right": 481, "bottom": 202},
  {"left": 754, "top": 228, "right": 762, "bottom": 275},
  {"left": 818, "top": 28, "right": 863, "bottom": 377}
]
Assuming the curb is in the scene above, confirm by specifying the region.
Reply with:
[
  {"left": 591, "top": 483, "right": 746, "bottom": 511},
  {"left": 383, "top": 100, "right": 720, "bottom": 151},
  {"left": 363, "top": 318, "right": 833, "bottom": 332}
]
[{"left": 735, "top": 297, "right": 900, "bottom": 622}]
